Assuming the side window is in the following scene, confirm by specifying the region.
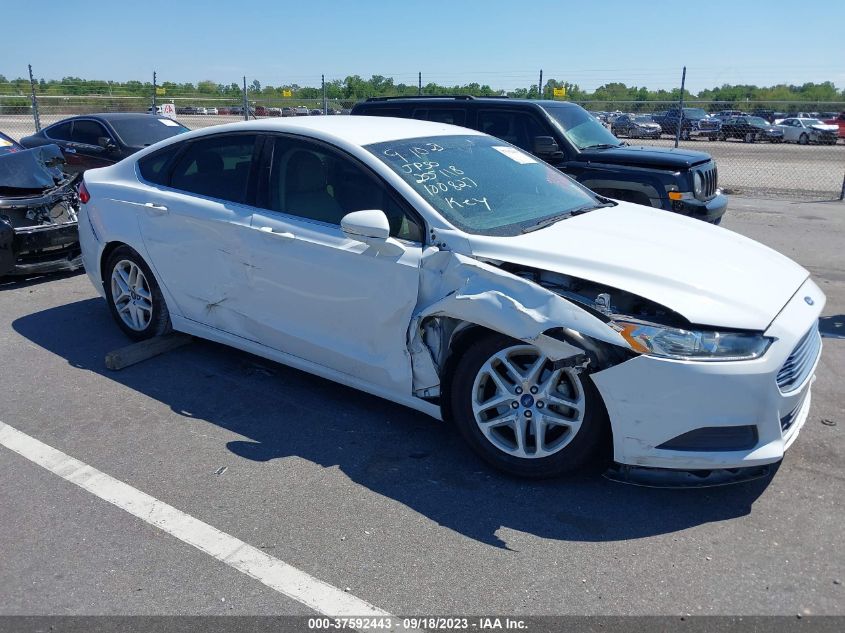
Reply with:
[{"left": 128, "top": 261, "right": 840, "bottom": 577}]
[
  {"left": 265, "top": 137, "right": 422, "bottom": 242},
  {"left": 170, "top": 134, "right": 257, "bottom": 204},
  {"left": 366, "top": 107, "right": 403, "bottom": 117},
  {"left": 138, "top": 143, "right": 184, "bottom": 186},
  {"left": 71, "top": 120, "right": 110, "bottom": 146},
  {"left": 477, "top": 110, "right": 547, "bottom": 152},
  {"left": 412, "top": 108, "right": 466, "bottom": 126},
  {"left": 45, "top": 121, "right": 73, "bottom": 141}
]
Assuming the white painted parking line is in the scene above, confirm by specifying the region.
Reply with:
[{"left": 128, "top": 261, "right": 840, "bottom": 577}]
[{"left": 0, "top": 421, "right": 390, "bottom": 617}]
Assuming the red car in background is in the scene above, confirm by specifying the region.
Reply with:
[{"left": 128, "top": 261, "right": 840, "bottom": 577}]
[{"left": 823, "top": 112, "right": 845, "bottom": 138}]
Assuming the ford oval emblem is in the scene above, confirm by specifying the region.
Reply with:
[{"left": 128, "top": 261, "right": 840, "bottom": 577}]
[{"left": 804, "top": 296, "right": 814, "bottom": 306}]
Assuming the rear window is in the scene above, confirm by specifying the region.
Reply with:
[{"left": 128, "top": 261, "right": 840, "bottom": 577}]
[
  {"left": 45, "top": 121, "right": 73, "bottom": 141},
  {"left": 169, "top": 134, "right": 257, "bottom": 204},
  {"left": 110, "top": 117, "right": 189, "bottom": 148}
]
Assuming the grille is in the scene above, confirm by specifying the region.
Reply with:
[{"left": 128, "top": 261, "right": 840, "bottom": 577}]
[
  {"left": 698, "top": 164, "right": 718, "bottom": 198},
  {"left": 776, "top": 326, "right": 822, "bottom": 392}
]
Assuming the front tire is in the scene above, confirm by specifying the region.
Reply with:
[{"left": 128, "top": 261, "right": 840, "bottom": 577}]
[
  {"left": 104, "top": 245, "right": 172, "bottom": 341},
  {"left": 449, "top": 334, "right": 608, "bottom": 478},
  {"left": 799, "top": 133, "right": 809, "bottom": 145}
]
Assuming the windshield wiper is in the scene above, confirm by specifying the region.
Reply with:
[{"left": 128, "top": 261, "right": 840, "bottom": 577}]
[
  {"left": 521, "top": 202, "right": 616, "bottom": 233},
  {"left": 581, "top": 143, "right": 622, "bottom": 150}
]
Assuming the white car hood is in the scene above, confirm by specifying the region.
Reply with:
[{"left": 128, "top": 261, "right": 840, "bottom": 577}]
[
  {"left": 464, "top": 203, "right": 809, "bottom": 331},
  {"left": 811, "top": 124, "right": 838, "bottom": 132}
]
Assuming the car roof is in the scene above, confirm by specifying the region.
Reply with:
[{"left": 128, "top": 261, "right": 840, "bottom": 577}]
[
  {"left": 360, "top": 97, "right": 580, "bottom": 109},
  {"left": 48, "top": 112, "right": 168, "bottom": 124},
  {"left": 177, "top": 116, "right": 487, "bottom": 146}
]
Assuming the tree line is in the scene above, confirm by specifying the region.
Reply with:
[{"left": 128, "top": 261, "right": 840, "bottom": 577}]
[{"left": 1, "top": 74, "right": 842, "bottom": 106}]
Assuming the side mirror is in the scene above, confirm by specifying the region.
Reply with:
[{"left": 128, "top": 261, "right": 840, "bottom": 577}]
[
  {"left": 98, "top": 137, "right": 116, "bottom": 151},
  {"left": 341, "top": 209, "right": 390, "bottom": 242},
  {"left": 533, "top": 136, "right": 562, "bottom": 157}
]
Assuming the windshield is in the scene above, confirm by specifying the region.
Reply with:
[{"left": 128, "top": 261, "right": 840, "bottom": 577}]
[
  {"left": 633, "top": 115, "right": 654, "bottom": 123},
  {"left": 110, "top": 117, "right": 189, "bottom": 147},
  {"left": 683, "top": 108, "right": 708, "bottom": 119},
  {"left": 747, "top": 117, "right": 768, "bottom": 127},
  {"left": 542, "top": 105, "right": 621, "bottom": 150},
  {"left": 366, "top": 135, "right": 601, "bottom": 236}
]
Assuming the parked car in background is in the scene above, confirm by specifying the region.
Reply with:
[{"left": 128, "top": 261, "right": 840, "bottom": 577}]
[
  {"left": 310, "top": 109, "right": 323, "bottom": 116},
  {"left": 352, "top": 97, "right": 726, "bottom": 223},
  {"left": 19, "top": 113, "right": 190, "bottom": 175},
  {"left": 822, "top": 112, "right": 845, "bottom": 138},
  {"left": 294, "top": 106, "right": 309, "bottom": 116},
  {"left": 1, "top": 137, "right": 82, "bottom": 276},
  {"left": 653, "top": 107, "right": 720, "bottom": 140},
  {"left": 611, "top": 114, "right": 662, "bottom": 139},
  {"left": 719, "top": 116, "right": 784, "bottom": 143},
  {"left": 267, "top": 107, "right": 282, "bottom": 117},
  {"left": 255, "top": 105, "right": 269, "bottom": 116},
  {"left": 146, "top": 105, "right": 164, "bottom": 115},
  {"left": 205, "top": 107, "right": 219, "bottom": 115},
  {"left": 78, "top": 116, "right": 824, "bottom": 479},
  {"left": 177, "top": 106, "right": 206, "bottom": 115},
  {"left": 777, "top": 118, "right": 839, "bottom": 145},
  {"left": 281, "top": 106, "right": 295, "bottom": 117}
]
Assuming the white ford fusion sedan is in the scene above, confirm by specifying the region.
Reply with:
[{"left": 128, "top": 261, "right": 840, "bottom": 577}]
[{"left": 78, "top": 117, "right": 824, "bottom": 479}]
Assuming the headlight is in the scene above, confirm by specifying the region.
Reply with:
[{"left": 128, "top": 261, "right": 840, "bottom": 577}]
[
  {"left": 612, "top": 320, "right": 773, "bottom": 361},
  {"left": 693, "top": 171, "right": 703, "bottom": 197}
]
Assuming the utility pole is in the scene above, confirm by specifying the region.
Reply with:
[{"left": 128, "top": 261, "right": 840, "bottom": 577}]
[
  {"left": 152, "top": 71, "right": 157, "bottom": 112},
  {"left": 243, "top": 76, "right": 249, "bottom": 120},
  {"left": 322, "top": 74, "right": 327, "bottom": 115},
  {"left": 418, "top": 72, "right": 422, "bottom": 96},
  {"left": 674, "top": 66, "right": 686, "bottom": 148},
  {"left": 28, "top": 64, "right": 41, "bottom": 131},
  {"left": 538, "top": 69, "right": 543, "bottom": 99}
]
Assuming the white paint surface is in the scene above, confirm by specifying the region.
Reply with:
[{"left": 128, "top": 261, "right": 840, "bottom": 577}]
[{"left": 0, "top": 421, "right": 391, "bottom": 617}]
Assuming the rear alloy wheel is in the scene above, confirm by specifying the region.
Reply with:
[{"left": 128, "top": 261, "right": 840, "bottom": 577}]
[
  {"left": 744, "top": 132, "right": 754, "bottom": 143},
  {"left": 104, "top": 246, "right": 172, "bottom": 341},
  {"left": 450, "top": 335, "right": 608, "bottom": 478},
  {"left": 681, "top": 129, "right": 691, "bottom": 141}
]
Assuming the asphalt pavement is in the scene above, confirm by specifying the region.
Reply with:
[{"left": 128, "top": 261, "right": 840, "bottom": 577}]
[{"left": 0, "top": 197, "right": 842, "bottom": 617}]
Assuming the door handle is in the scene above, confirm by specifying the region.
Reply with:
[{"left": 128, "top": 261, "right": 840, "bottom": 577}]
[
  {"left": 143, "top": 202, "right": 169, "bottom": 215},
  {"left": 257, "top": 226, "right": 295, "bottom": 240}
]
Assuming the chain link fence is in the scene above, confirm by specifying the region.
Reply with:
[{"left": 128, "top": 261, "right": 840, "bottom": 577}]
[{"left": 2, "top": 90, "right": 843, "bottom": 201}]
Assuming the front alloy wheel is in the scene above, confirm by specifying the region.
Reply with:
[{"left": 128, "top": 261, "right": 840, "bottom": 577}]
[
  {"left": 471, "top": 346, "right": 584, "bottom": 459},
  {"left": 450, "top": 335, "right": 608, "bottom": 478}
]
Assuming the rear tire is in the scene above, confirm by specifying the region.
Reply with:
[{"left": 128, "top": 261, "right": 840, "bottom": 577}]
[
  {"left": 448, "top": 333, "right": 609, "bottom": 478},
  {"left": 104, "top": 245, "right": 172, "bottom": 341}
]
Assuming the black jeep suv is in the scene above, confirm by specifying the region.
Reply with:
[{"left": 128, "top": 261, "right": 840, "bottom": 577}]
[{"left": 351, "top": 97, "right": 726, "bottom": 223}]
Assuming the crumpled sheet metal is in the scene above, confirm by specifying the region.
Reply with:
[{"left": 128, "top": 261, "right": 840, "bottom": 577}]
[
  {"left": 0, "top": 144, "right": 67, "bottom": 192},
  {"left": 409, "top": 249, "right": 629, "bottom": 392}
]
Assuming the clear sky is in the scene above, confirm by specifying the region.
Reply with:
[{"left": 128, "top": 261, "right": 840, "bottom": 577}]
[{"left": 3, "top": 0, "right": 844, "bottom": 93}]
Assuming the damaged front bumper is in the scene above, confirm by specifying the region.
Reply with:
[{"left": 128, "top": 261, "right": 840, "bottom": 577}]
[
  {"left": 591, "top": 278, "right": 824, "bottom": 471},
  {"left": 0, "top": 219, "right": 82, "bottom": 276}
]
